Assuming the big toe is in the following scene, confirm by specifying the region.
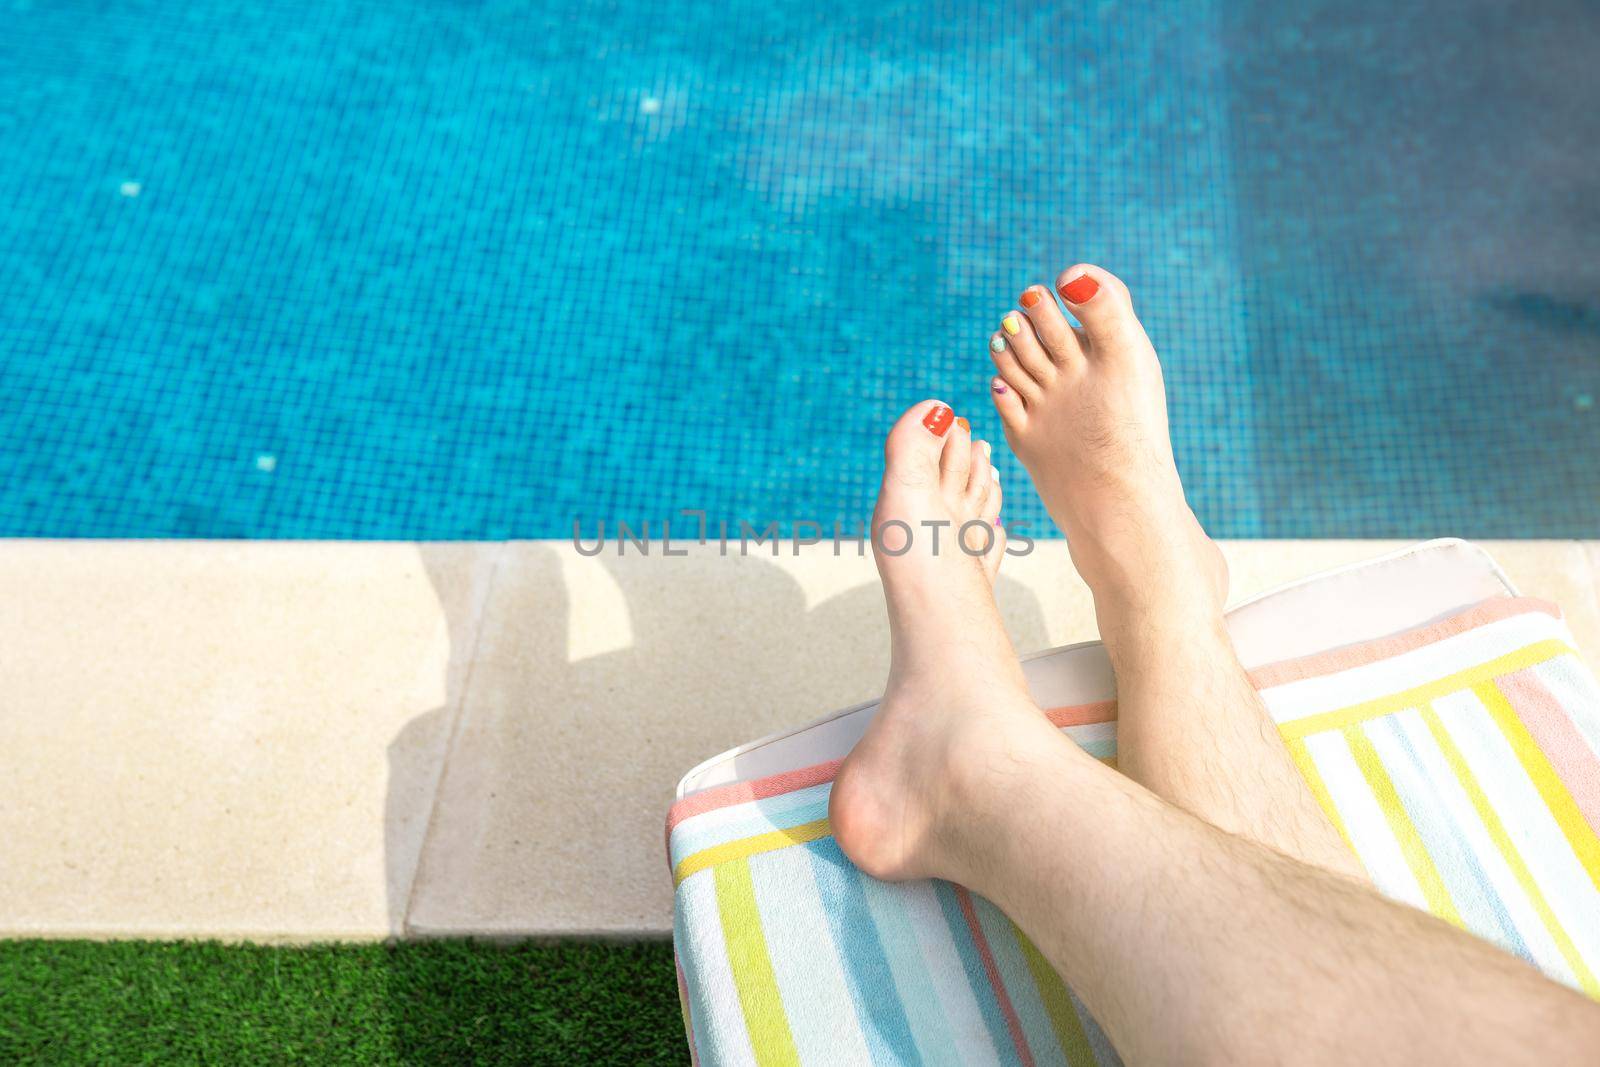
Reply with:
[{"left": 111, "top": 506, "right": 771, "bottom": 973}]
[
  {"left": 1054, "top": 264, "right": 1149, "bottom": 355},
  {"left": 883, "top": 400, "right": 956, "bottom": 490}
]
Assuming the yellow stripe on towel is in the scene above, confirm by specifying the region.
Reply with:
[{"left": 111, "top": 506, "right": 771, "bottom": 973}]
[
  {"left": 1280, "top": 640, "right": 1573, "bottom": 740},
  {"left": 1420, "top": 703, "right": 1600, "bottom": 997},
  {"left": 715, "top": 858, "right": 802, "bottom": 1067},
  {"left": 675, "top": 818, "right": 833, "bottom": 886},
  {"left": 1476, "top": 681, "right": 1600, "bottom": 896},
  {"left": 1284, "top": 736, "right": 1358, "bottom": 856},
  {"left": 1343, "top": 723, "right": 1463, "bottom": 926},
  {"left": 1014, "top": 922, "right": 1096, "bottom": 1066}
]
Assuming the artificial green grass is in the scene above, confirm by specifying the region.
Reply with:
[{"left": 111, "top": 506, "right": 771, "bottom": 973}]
[{"left": 0, "top": 939, "right": 686, "bottom": 1065}]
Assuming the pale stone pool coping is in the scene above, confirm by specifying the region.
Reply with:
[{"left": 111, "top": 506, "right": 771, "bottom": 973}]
[{"left": 0, "top": 539, "right": 1596, "bottom": 943}]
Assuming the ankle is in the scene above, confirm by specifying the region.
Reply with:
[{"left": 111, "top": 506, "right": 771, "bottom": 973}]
[
  {"left": 887, "top": 608, "right": 1028, "bottom": 694},
  {"left": 936, "top": 719, "right": 1096, "bottom": 887},
  {"left": 1092, "top": 555, "right": 1223, "bottom": 627},
  {"left": 1096, "top": 588, "right": 1229, "bottom": 660}
]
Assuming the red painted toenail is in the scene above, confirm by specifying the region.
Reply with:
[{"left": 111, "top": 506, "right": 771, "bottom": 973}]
[
  {"left": 922, "top": 405, "right": 954, "bottom": 436},
  {"left": 1058, "top": 274, "right": 1099, "bottom": 303},
  {"left": 955, "top": 416, "right": 970, "bottom": 433},
  {"left": 1019, "top": 289, "right": 1040, "bottom": 309}
]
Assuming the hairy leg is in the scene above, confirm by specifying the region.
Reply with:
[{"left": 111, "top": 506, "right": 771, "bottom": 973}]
[
  {"left": 1102, "top": 580, "right": 1367, "bottom": 879},
  {"left": 940, "top": 729, "right": 1600, "bottom": 1064},
  {"left": 994, "top": 265, "right": 1359, "bottom": 877},
  {"left": 835, "top": 401, "right": 1600, "bottom": 1062}
]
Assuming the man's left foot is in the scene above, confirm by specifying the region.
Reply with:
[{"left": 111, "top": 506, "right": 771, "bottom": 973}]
[{"left": 829, "top": 400, "right": 1080, "bottom": 885}]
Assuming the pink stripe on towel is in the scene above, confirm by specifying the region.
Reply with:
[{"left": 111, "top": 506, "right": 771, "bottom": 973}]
[
  {"left": 1044, "top": 700, "right": 1116, "bottom": 728},
  {"left": 955, "top": 886, "right": 1036, "bottom": 1067},
  {"left": 1499, "top": 667, "right": 1600, "bottom": 839},
  {"left": 667, "top": 701, "right": 1117, "bottom": 834},
  {"left": 1248, "top": 596, "right": 1560, "bottom": 690},
  {"left": 667, "top": 760, "right": 843, "bottom": 834}
]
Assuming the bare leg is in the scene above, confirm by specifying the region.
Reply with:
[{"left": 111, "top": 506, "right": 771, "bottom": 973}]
[
  {"left": 832, "top": 405, "right": 1600, "bottom": 1061},
  {"left": 990, "top": 265, "right": 1359, "bottom": 877},
  {"left": 930, "top": 729, "right": 1600, "bottom": 1064}
]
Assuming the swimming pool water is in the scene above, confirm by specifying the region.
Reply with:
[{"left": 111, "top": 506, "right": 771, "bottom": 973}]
[{"left": 2, "top": 0, "right": 1597, "bottom": 539}]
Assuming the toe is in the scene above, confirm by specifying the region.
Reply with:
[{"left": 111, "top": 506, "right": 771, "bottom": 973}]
[
  {"left": 978, "top": 480, "right": 1005, "bottom": 579},
  {"left": 980, "top": 473, "right": 1002, "bottom": 525},
  {"left": 999, "top": 310, "right": 1056, "bottom": 386},
  {"left": 883, "top": 400, "right": 955, "bottom": 489},
  {"left": 989, "top": 332, "right": 1041, "bottom": 404},
  {"left": 962, "top": 438, "right": 990, "bottom": 508},
  {"left": 1018, "top": 285, "right": 1085, "bottom": 365},
  {"left": 939, "top": 416, "right": 974, "bottom": 495},
  {"left": 1054, "top": 264, "right": 1148, "bottom": 354},
  {"left": 989, "top": 375, "right": 1026, "bottom": 432}
]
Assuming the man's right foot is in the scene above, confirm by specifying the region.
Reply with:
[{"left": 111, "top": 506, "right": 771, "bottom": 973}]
[
  {"left": 990, "top": 267, "right": 1370, "bottom": 883},
  {"left": 987, "top": 264, "right": 1227, "bottom": 625}
]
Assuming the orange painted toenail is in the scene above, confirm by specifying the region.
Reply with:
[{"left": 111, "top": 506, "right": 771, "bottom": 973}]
[
  {"left": 955, "top": 416, "right": 970, "bottom": 434},
  {"left": 1002, "top": 313, "right": 1021, "bottom": 336},
  {"left": 922, "top": 405, "right": 954, "bottom": 436},
  {"left": 1058, "top": 274, "right": 1099, "bottom": 303},
  {"left": 1019, "top": 289, "right": 1040, "bottom": 309}
]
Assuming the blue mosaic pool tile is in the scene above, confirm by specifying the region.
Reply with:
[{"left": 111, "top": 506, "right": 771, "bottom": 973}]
[{"left": 0, "top": 0, "right": 1596, "bottom": 539}]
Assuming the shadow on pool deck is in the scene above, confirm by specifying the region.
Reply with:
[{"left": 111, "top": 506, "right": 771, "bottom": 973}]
[
  {"left": 372, "top": 543, "right": 1041, "bottom": 1059},
  {"left": 381, "top": 540, "right": 1051, "bottom": 925}
]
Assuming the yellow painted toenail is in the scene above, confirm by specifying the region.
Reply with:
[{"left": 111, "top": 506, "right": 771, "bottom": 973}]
[
  {"left": 1002, "top": 313, "right": 1021, "bottom": 336},
  {"left": 982, "top": 441, "right": 992, "bottom": 457},
  {"left": 990, "top": 335, "right": 1006, "bottom": 353}
]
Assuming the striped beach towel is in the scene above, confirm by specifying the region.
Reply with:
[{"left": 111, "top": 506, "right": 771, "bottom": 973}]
[{"left": 667, "top": 597, "right": 1600, "bottom": 1065}]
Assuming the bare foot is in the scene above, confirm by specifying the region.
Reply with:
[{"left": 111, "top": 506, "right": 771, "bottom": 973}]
[
  {"left": 830, "top": 400, "right": 1075, "bottom": 883},
  {"left": 988, "top": 265, "right": 1227, "bottom": 624},
  {"left": 988, "top": 267, "right": 1366, "bottom": 880}
]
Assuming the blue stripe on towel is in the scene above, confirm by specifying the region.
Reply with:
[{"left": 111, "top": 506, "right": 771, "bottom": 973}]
[
  {"left": 805, "top": 837, "right": 922, "bottom": 1065},
  {"left": 1378, "top": 714, "right": 1527, "bottom": 956},
  {"left": 935, "top": 879, "right": 1016, "bottom": 1061}
]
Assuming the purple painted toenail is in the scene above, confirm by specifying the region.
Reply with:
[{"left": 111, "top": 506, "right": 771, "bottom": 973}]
[{"left": 992, "top": 380, "right": 1008, "bottom": 394}]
